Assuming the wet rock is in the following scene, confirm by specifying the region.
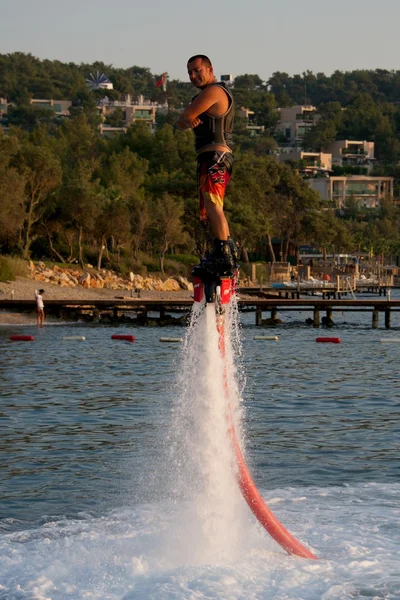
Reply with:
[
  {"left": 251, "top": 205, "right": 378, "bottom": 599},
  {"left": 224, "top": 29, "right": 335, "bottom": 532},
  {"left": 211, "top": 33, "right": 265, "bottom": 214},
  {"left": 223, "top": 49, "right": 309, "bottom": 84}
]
[
  {"left": 262, "top": 317, "right": 283, "bottom": 326},
  {"left": 321, "top": 316, "right": 335, "bottom": 327}
]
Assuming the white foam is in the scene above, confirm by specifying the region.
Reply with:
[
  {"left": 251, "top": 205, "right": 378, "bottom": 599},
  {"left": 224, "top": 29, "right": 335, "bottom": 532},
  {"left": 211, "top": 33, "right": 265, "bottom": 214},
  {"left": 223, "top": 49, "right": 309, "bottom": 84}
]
[
  {"left": 0, "top": 482, "right": 399, "bottom": 599},
  {"left": 1, "top": 301, "right": 399, "bottom": 598}
]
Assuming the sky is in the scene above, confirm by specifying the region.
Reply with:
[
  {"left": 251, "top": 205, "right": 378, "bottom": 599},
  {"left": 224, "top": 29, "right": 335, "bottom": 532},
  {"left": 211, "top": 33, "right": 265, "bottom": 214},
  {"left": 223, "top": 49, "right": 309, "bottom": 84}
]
[{"left": 1, "top": 0, "right": 400, "bottom": 82}]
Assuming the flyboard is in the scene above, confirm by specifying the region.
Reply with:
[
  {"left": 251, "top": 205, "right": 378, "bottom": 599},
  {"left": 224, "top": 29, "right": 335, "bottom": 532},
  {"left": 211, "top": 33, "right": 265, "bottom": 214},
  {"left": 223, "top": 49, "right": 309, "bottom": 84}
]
[{"left": 192, "top": 266, "right": 318, "bottom": 560}]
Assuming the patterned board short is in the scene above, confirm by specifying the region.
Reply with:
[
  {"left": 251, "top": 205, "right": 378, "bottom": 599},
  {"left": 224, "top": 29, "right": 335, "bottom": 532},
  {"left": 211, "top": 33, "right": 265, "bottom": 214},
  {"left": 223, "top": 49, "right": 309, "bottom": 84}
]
[{"left": 197, "top": 151, "right": 233, "bottom": 222}]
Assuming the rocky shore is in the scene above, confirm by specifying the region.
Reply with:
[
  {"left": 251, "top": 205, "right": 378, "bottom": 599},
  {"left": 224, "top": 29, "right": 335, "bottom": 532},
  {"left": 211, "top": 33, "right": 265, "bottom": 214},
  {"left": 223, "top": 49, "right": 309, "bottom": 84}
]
[{"left": 0, "top": 262, "right": 194, "bottom": 325}]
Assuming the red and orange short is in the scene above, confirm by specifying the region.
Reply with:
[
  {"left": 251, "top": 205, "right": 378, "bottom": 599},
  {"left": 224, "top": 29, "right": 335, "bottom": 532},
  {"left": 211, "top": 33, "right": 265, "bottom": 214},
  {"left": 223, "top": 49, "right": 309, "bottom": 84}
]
[{"left": 197, "top": 151, "right": 233, "bottom": 222}]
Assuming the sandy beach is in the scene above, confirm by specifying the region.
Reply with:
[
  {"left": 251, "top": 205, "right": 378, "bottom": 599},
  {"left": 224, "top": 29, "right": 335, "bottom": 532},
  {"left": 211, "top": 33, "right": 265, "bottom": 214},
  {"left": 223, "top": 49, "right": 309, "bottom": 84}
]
[{"left": 0, "top": 276, "right": 193, "bottom": 325}]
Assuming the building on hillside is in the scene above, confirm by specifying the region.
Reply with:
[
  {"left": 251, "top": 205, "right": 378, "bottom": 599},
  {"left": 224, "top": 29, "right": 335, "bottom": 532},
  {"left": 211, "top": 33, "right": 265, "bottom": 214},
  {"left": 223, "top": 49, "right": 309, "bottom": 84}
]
[
  {"left": 307, "top": 175, "right": 394, "bottom": 209},
  {"left": 237, "top": 106, "right": 265, "bottom": 135},
  {"left": 276, "top": 150, "right": 332, "bottom": 176},
  {"left": 98, "top": 94, "right": 165, "bottom": 130},
  {"left": 99, "top": 125, "right": 127, "bottom": 137},
  {"left": 322, "top": 140, "right": 376, "bottom": 173},
  {"left": 0, "top": 98, "right": 8, "bottom": 116},
  {"left": 30, "top": 99, "right": 72, "bottom": 116},
  {"left": 274, "top": 105, "right": 319, "bottom": 148}
]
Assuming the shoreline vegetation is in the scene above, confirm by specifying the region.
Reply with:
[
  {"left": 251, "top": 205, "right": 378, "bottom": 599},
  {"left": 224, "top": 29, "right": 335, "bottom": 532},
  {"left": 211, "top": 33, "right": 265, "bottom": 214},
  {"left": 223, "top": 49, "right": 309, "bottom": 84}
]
[
  {"left": 0, "top": 261, "right": 194, "bottom": 326},
  {"left": 3, "top": 55, "right": 400, "bottom": 279}
]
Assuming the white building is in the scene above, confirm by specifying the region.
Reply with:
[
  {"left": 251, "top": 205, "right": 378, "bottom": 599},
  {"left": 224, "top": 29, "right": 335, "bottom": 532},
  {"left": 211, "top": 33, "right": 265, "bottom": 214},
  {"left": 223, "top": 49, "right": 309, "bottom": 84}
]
[
  {"left": 275, "top": 105, "right": 319, "bottom": 147},
  {"left": 276, "top": 150, "right": 332, "bottom": 176},
  {"left": 322, "top": 140, "right": 376, "bottom": 173},
  {"left": 30, "top": 99, "right": 72, "bottom": 116},
  {"left": 307, "top": 175, "right": 394, "bottom": 209}
]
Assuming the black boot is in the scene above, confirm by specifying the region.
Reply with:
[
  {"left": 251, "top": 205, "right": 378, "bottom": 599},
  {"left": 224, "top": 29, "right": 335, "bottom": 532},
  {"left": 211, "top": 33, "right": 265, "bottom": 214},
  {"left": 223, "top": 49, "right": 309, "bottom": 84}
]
[
  {"left": 199, "top": 238, "right": 236, "bottom": 276},
  {"left": 228, "top": 237, "right": 240, "bottom": 264}
]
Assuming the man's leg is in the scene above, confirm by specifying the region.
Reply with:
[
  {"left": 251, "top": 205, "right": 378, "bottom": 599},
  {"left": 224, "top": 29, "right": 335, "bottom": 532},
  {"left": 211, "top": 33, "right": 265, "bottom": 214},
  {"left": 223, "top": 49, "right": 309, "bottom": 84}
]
[
  {"left": 203, "top": 196, "right": 230, "bottom": 241},
  {"left": 196, "top": 152, "right": 238, "bottom": 275}
]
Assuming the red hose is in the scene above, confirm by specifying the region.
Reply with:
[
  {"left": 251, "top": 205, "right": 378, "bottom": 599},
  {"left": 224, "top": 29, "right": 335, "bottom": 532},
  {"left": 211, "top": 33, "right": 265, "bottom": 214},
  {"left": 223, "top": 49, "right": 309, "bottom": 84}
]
[{"left": 217, "top": 318, "right": 317, "bottom": 559}]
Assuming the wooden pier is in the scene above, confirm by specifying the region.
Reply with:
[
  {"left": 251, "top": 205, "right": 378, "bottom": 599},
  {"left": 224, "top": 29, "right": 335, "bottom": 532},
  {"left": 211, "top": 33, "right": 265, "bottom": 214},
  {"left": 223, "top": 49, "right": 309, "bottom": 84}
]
[
  {"left": 1, "top": 296, "right": 400, "bottom": 328},
  {"left": 245, "top": 282, "right": 393, "bottom": 300}
]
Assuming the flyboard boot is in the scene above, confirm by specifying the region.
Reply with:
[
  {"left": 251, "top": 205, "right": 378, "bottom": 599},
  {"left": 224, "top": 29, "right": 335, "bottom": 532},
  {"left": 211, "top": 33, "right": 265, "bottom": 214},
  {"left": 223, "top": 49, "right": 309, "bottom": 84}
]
[{"left": 192, "top": 237, "right": 239, "bottom": 308}]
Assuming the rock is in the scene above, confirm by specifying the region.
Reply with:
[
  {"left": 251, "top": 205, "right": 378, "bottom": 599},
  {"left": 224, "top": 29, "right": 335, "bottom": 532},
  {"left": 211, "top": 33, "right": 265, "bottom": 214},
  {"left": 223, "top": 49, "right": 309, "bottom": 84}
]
[
  {"left": 321, "top": 316, "right": 335, "bottom": 327},
  {"left": 27, "top": 261, "right": 191, "bottom": 299},
  {"left": 173, "top": 276, "right": 192, "bottom": 291},
  {"left": 78, "top": 273, "right": 91, "bottom": 288},
  {"left": 262, "top": 317, "right": 283, "bottom": 326},
  {"left": 163, "top": 278, "right": 181, "bottom": 291}
]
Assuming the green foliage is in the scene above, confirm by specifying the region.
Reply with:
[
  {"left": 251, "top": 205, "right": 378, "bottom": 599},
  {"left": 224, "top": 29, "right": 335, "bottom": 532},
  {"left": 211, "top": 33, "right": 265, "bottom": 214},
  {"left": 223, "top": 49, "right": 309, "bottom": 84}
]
[
  {"left": 169, "top": 253, "right": 198, "bottom": 266},
  {"left": 0, "top": 255, "right": 29, "bottom": 281},
  {"left": 2, "top": 53, "right": 400, "bottom": 268},
  {"left": 0, "top": 256, "right": 16, "bottom": 281}
]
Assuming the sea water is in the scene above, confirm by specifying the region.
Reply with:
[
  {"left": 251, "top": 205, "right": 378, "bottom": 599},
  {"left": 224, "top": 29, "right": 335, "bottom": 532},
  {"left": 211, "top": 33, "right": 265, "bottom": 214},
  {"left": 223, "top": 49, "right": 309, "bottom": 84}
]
[{"left": 0, "top": 298, "right": 399, "bottom": 599}]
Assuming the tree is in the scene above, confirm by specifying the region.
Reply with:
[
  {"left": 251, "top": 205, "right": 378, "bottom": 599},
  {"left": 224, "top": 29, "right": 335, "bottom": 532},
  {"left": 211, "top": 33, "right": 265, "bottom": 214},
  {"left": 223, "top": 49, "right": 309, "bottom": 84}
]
[
  {"left": 152, "top": 194, "right": 187, "bottom": 273},
  {"left": 15, "top": 142, "right": 62, "bottom": 258},
  {"left": 302, "top": 102, "right": 343, "bottom": 151},
  {"left": 149, "top": 124, "right": 180, "bottom": 172},
  {"left": 105, "top": 107, "right": 125, "bottom": 127},
  {"left": 94, "top": 191, "right": 131, "bottom": 270},
  {"left": 268, "top": 163, "right": 320, "bottom": 261},
  {"left": 59, "top": 163, "right": 100, "bottom": 267},
  {"left": 226, "top": 154, "right": 281, "bottom": 261},
  {"left": 0, "top": 133, "right": 26, "bottom": 250},
  {"left": 104, "top": 146, "right": 150, "bottom": 260},
  {"left": 303, "top": 210, "right": 353, "bottom": 259}
]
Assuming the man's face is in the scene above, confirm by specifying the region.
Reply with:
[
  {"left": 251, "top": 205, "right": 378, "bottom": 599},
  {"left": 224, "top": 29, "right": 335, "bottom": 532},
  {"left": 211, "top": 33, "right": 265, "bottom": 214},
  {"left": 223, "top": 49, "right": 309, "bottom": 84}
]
[{"left": 187, "top": 58, "right": 213, "bottom": 89}]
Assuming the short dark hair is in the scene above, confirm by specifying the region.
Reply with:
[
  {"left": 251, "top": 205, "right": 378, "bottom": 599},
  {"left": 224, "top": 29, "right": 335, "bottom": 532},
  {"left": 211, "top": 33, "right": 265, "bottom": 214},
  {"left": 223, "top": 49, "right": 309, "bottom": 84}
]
[{"left": 187, "top": 55, "right": 212, "bottom": 67}]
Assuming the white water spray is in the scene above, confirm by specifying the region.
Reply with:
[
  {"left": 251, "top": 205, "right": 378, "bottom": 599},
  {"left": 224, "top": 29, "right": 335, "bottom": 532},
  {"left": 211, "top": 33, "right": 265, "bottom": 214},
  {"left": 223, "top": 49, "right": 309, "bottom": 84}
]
[{"left": 165, "top": 299, "right": 251, "bottom": 565}]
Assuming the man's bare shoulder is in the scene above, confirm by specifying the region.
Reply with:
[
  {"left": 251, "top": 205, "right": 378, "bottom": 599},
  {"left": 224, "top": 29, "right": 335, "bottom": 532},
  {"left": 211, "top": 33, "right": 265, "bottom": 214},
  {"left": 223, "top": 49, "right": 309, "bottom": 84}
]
[
  {"left": 199, "top": 83, "right": 226, "bottom": 99},
  {"left": 192, "top": 84, "right": 227, "bottom": 109}
]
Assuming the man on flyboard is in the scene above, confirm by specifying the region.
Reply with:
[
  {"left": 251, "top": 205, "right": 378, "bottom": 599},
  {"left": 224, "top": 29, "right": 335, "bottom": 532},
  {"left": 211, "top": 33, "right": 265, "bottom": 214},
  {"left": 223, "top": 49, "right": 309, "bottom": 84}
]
[{"left": 176, "top": 54, "right": 239, "bottom": 278}]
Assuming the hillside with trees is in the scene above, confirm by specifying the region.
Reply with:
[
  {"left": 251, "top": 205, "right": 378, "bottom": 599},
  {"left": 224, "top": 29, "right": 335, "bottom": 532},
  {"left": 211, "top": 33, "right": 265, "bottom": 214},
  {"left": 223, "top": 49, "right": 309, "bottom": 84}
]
[{"left": 1, "top": 53, "right": 400, "bottom": 276}]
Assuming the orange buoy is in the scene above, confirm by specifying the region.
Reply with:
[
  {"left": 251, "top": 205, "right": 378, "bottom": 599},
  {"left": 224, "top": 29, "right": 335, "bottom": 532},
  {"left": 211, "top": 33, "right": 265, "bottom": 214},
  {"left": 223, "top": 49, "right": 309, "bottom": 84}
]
[
  {"left": 111, "top": 334, "right": 135, "bottom": 342},
  {"left": 10, "top": 335, "right": 34, "bottom": 342},
  {"left": 316, "top": 337, "right": 340, "bottom": 343}
]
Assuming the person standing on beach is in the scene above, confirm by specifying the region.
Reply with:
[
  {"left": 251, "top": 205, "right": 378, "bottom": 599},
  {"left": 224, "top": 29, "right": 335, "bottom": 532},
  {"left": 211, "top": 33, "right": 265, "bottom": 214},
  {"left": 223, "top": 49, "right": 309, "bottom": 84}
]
[
  {"left": 175, "top": 54, "right": 238, "bottom": 275},
  {"left": 35, "top": 289, "right": 45, "bottom": 326}
]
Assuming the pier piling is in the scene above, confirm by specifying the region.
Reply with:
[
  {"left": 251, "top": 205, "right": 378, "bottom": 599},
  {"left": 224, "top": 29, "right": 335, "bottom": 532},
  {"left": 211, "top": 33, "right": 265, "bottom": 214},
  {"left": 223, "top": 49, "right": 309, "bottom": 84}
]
[{"left": 2, "top": 297, "right": 400, "bottom": 328}]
